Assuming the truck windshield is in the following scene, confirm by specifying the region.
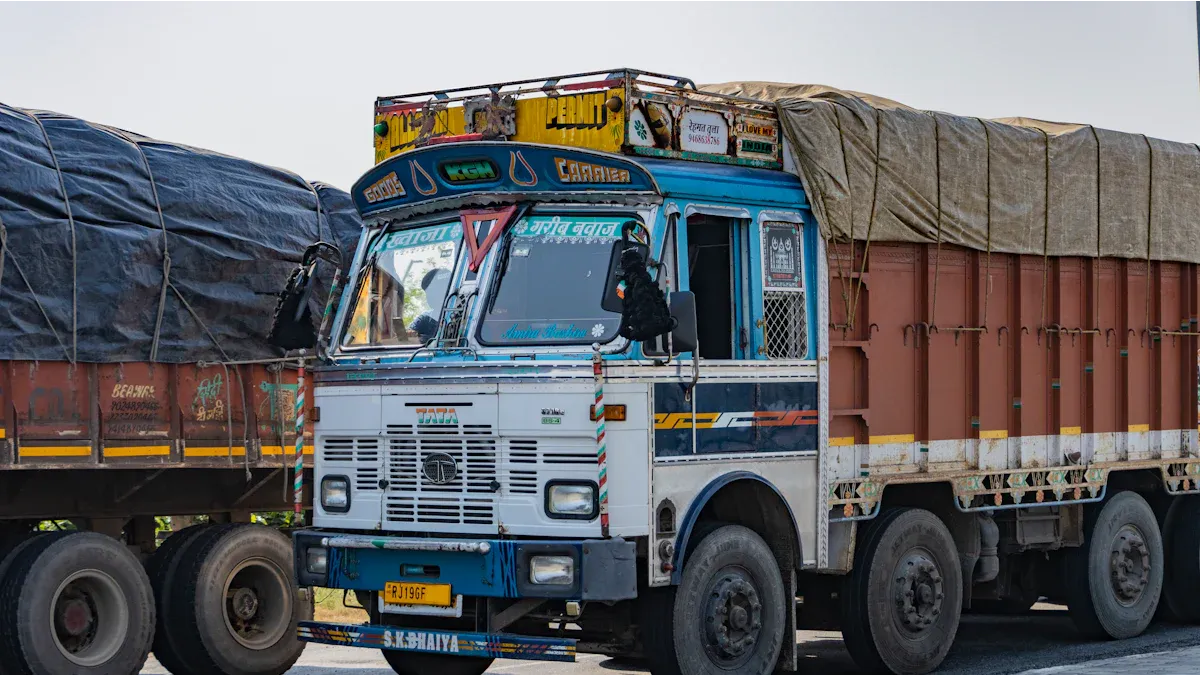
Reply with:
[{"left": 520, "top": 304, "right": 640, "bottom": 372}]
[
  {"left": 478, "top": 215, "right": 633, "bottom": 346},
  {"left": 342, "top": 221, "right": 460, "bottom": 348}
]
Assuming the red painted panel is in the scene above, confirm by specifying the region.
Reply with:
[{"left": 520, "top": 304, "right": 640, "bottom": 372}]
[
  {"left": 97, "top": 364, "right": 171, "bottom": 441},
  {"left": 10, "top": 362, "right": 91, "bottom": 442}
]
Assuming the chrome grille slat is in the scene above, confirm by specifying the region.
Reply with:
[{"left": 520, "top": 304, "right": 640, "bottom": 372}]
[{"left": 384, "top": 423, "right": 498, "bottom": 526}]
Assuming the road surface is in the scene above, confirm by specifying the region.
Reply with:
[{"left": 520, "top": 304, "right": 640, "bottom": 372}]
[{"left": 141, "top": 604, "right": 1200, "bottom": 675}]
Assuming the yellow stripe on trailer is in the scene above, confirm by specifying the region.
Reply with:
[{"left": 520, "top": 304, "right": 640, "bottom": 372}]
[
  {"left": 869, "top": 434, "right": 916, "bottom": 445},
  {"left": 19, "top": 446, "right": 92, "bottom": 458},
  {"left": 104, "top": 445, "right": 171, "bottom": 457},
  {"left": 184, "top": 446, "right": 247, "bottom": 458}
]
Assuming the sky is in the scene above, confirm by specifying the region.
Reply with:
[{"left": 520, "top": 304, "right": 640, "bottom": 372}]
[{"left": 1, "top": 2, "right": 1198, "bottom": 191}]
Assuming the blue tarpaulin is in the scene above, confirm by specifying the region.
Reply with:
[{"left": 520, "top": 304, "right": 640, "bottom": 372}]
[{"left": 0, "top": 104, "right": 360, "bottom": 363}]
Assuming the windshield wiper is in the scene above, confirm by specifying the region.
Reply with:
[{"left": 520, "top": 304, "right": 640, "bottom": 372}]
[
  {"left": 482, "top": 204, "right": 530, "bottom": 313},
  {"left": 484, "top": 227, "right": 515, "bottom": 314}
]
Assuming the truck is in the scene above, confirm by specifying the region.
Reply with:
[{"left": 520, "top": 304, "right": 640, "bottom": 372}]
[
  {"left": 0, "top": 104, "right": 359, "bottom": 674},
  {"left": 288, "top": 69, "right": 1200, "bottom": 675}
]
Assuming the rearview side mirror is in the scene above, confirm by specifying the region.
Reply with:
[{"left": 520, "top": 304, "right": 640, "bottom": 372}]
[{"left": 643, "top": 291, "right": 697, "bottom": 356}]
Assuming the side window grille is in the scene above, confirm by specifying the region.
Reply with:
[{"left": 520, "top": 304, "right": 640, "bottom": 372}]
[{"left": 760, "top": 220, "right": 807, "bottom": 359}]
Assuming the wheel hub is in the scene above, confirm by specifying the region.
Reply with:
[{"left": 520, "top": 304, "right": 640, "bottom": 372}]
[
  {"left": 1109, "top": 525, "right": 1151, "bottom": 606},
  {"left": 894, "top": 553, "right": 945, "bottom": 632},
  {"left": 703, "top": 573, "right": 763, "bottom": 662},
  {"left": 230, "top": 587, "right": 260, "bottom": 621},
  {"left": 56, "top": 592, "right": 96, "bottom": 641}
]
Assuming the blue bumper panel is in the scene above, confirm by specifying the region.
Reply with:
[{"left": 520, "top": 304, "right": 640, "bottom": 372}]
[
  {"left": 296, "top": 531, "right": 637, "bottom": 601},
  {"left": 297, "top": 621, "right": 577, "bottom": 662}
]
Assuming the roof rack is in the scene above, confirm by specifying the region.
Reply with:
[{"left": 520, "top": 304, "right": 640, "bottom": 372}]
[{"left": 372, "top": 69, "right": 782, "bottom": 170}]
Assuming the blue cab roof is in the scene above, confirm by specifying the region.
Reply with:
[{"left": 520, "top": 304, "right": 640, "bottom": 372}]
[{"left": 635, "top": 157, "right": 807, "bottom": 210}]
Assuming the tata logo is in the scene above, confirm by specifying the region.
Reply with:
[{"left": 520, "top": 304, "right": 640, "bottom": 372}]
[
  {"left": 422, "top": 452, "right": 459, "bottom": 485},
  {"left": 415, "top": 407, "right": 459, "bottom": 425},
  {"left": 439, "top": 159, "right": 499, "bottom": 183}
]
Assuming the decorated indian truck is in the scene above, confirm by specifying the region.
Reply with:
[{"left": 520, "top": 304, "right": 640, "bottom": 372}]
[
  {"left": 288, "top": 70, "right": 1200, "bottom": 675},
  {"left": 0, "top": 104, "right": 359, "bottom": 675}
]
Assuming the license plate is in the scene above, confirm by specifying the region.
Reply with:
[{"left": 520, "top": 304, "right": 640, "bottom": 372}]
[{"left": 383, "top": 582, "right": 452, "bottom": 607}]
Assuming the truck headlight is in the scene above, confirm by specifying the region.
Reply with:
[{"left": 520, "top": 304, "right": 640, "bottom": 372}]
[
  {"left": 545, "top": 482, "right": 596, "bottom": 519},
  {"left": 321, "top": 475, "right": 350, "bottom": 512},
  {"left": 529, "top": 555, "right": 574, "bottom": 585},
  {"left": 306, "top": 547, "right": 328, "bottom": 575}
]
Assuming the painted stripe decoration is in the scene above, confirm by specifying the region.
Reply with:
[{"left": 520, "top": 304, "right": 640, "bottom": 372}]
[
  {"left": 295, "top": 362, "right": 305, "bottom": 516},
  {"left": 592, "top": 346, "right": 609, "bottom": 538}
]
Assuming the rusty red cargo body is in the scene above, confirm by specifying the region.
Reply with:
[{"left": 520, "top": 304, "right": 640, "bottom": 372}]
[
  {"left": 828, "top": 242, "right": 1198, "bottom": 471},
  {"left": 0, "top": 362, "right": 313, "bottom": 469}
]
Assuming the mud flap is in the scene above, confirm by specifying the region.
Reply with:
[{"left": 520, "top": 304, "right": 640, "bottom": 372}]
[{"left": 776, "top": 567, "right": 798, "bottom": 672}]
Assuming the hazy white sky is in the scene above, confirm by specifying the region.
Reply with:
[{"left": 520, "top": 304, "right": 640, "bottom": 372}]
[{"left": 2, "top": 2, "right": 1198, "bottom": 191}]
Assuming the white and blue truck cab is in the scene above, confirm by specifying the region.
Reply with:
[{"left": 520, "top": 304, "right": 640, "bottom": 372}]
[{"left": 289, "top": 71, "right": 823, "bottom": 675}]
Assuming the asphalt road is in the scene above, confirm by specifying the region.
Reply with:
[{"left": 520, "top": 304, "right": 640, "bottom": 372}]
[{"left": 141, "top": 604, "right": 1200, "bottom": 675}]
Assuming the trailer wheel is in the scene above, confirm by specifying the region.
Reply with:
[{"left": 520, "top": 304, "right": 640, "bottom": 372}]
[
  {"left": 842, "top": 508, "right": 963, "bottom": 675},
  {"left": 0, "top": 531, "right": 154, "bottom": 675},
  {"left": 661, "top": 524, "right": 786, "bottom": 675},
  {"left": 146, "top": 524, "right": 211, "bottom": 675},
  {"left": 1157, "top": 496, "right": 1200, "bottom": 623},
  {"left": 382, "top": 651, "right": 494, "bottom": 675},
  {"left": 165, "top": 524, "right": 310, "bottom": 675},
  {"left": 1065, "top": 490, "right": 1163, "bottom": 639}
]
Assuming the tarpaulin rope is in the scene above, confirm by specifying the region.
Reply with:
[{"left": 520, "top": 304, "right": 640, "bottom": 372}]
[
  {"left": 21, "top": 109, "right": 78, "bottom": 363},
  {"left": 1142, "top": 135, "right": 1155, "bottom": 334},
  {"left": 103, "top": 127, "right": 174, "bottom": 363},
  {"left": 844, "top": 106, "right": 883, "bottom": 334},
  {"left": 930, "top": 113, "right": 944, "bottom": 326},
  {"left": 1035, "top": 127, "right": 1050, "bottom": 329},
  {"left": 829, "top": 103, "right": 856, "bottom": 329}
]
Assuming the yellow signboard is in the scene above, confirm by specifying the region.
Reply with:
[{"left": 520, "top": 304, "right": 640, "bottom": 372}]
[{"left": 374, "top": 89, "right": 626, "bottom": 164}]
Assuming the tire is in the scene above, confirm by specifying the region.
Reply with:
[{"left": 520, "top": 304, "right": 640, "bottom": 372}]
[
  {"left": 146, "top": 524, "right": 212, "bottom": 675},
  {"left": 841, "top": 508, "right": 963, "bottom": 675},
  {"left": 0, "top": 531, "right": 155, "bottom": 675},
  {"left": 0, "top": 533, "right": 61, "bottom": 675},
  {"left": 651, "top": 524, "right": 787, "bottom": 675},
  {"left": 1065, "top": 490, "right": 1163, "bottom": 639},
  {"left": 1159, "top": 496, "right": 1199, "bottom": 623},
  {"left": 164, "top": 524, "right": 311, "bottom": 675},
  {"left": 382, "top": 650, "right": 494, "bottom": 675}
]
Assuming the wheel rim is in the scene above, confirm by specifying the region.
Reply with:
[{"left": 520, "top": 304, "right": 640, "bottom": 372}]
[
  {"left": 700, "top": 567, "right": 763, "bottom": 667},
  {"left": 1109, "top": 524, "right": 1151, "bottom": 607},
  {"left": 50, "top": 570, "right": 129, "bottom": 667},
  {"left": 891, "top": 548, "right": 945, "bottom": 634},
  {"left": 221, "top": 557, "right": 293, "bottom": 650}
]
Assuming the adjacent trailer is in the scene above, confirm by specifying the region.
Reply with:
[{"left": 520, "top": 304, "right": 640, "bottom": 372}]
[
  {"left": 293, "top": 70, "right": 1200, "bottom": 675},
  {"left": 0, "top": 104, "right": 358, "bottom": 675}
]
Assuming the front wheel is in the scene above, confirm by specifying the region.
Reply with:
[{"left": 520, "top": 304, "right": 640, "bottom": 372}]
[
  {"left": 382, "top": 651, "right": 493, "bottom": 675},
  {"left": 841, "top": 508, "right": 963, "bottom": 675},
  {"left": 648, "top": 524, "right": 787, "bottom": 675}
]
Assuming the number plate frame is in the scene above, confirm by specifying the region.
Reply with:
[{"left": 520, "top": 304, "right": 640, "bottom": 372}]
[{"left": 383, "top": 581, "right": 453, "bottom": 608}]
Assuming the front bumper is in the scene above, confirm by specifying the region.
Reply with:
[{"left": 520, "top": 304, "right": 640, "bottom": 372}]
[
  {"left": 294, "top": 530, "right": 637, "bottom": 601},
  {"left": 298, "top": 621, "right": 576, "bottom": 662}
]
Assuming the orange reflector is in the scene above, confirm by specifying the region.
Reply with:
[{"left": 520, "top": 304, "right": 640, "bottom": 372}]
[{"left": 591, "top": 404, "right": 626, "bottom": 422}]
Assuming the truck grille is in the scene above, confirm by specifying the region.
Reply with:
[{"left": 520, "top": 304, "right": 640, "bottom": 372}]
[
  {"left": 504, "top": 438, "right": 597, "bottom": 494},
  {"left": 320, "top": 437, "right": 381, "bottom": 492},
  {"left": 384, "top": 423, "right": 498, "bottom": 527}
]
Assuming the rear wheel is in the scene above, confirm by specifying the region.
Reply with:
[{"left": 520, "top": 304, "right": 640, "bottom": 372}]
[
  {"left": 146, "top": 523, "right": 211, "bottom": 675},
  {"left": 1158, "top": 496, "right": 1200, "bottom": 622},
  {"left": 382, "top": 651, "right": 494, "bottom": 675},
  {"left": 0, "top": 531, "right": 154, "bottom": 675},
  {"left": 1065, "top": 490, "right": 1163, "bottom": 639},
  {"left": 841, "top": 508, "right": 963, "bottom": 675},
  {"left": 163, "top": 524, "right": 311, "bottom": 675}
]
